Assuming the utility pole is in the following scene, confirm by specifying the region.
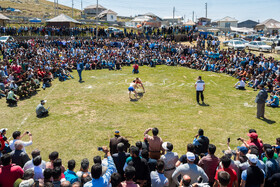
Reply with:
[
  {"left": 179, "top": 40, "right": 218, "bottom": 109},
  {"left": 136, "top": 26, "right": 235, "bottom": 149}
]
[
  {"left": 192, "top": 11, "right": 194, "bottom": 22},
  {"left": 54, "top": 0, "right": 56, "bottom": 16},
  {"left": 172, "top": 6, "right": 175, "bottom": 26},
  {"left": 56, "top": 0, "right": 59, "bottom": 15},
  {"left": 72, "top": 0, "right": 74, "bottom": 18},
  {"left": 81, "top": 0, "right": 83, "bottom": 17},
  {"left": 205, "top": 2, "right": 207, "bottom": 18},
  {"left": 96, "top": 0, "right": 99, "bottom": 40}
]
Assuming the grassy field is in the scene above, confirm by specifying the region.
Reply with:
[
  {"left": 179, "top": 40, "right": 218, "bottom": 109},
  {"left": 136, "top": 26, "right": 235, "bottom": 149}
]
[{"left": 1, "top": 65, "right": 280, "bottom": 169}]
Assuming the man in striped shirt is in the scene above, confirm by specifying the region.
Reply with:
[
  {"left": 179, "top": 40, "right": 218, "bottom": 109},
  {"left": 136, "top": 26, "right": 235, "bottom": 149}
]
[{"left": 195, "top": 76, "right": 205, "bottom": 104}]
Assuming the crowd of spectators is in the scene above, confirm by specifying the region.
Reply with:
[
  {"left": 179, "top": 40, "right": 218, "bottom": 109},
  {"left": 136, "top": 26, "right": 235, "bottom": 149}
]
[
  {"left": 1, "top": 127, "right": 280, "bottom": 187},
  {"left": 0, "top": 26, "right": 197, "bottom": 38}
]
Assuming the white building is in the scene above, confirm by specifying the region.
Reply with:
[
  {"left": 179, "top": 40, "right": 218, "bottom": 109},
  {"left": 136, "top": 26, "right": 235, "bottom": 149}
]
[
  {"left": 84, "top": 4, "right": 107, "bottom": 15},
  {"left": 98, "top": 9, "right": 117, "bottom": 22},
  {"left": 162, "top": 16, "right": 183, "bottom": 26},
  {"left": 217, "top": 16, "right": 238, "bottom": 28}
]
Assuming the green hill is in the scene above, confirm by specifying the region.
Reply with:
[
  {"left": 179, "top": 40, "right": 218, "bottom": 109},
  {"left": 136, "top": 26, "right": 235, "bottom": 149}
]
[{"left": 0, "top": 0, "right": 81, "bottom": 20}]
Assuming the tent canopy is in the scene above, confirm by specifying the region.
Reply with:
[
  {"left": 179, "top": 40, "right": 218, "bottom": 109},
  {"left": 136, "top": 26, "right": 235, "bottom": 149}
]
[
  {"left": 46, "top": 14, "right": 80, "bottom": 24},
  {"left": 183, "top": 20, "right": 195, "bottom": 26},
  {"left": 230, "top": 26, "right": 255, "bottom": 33}
]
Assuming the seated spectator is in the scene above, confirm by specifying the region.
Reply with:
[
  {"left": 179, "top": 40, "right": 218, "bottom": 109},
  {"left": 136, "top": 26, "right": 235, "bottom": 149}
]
[
  {"left": 176, "top": 144, "right": 199, "bottom": 167},
  {"left": 76, "top": 158, "right": 91, "bottom": 182},
  {"left": 84, "top": 146, "right": 117, "bottom": 187},
  {"left": 93, "top": 156, "right": 108, "bottom": 176},
  {"left": 217, "top": 171, "right": 231, "bottom": 187},
  {"left": 265, "top": 148, "right": 280, "bottom": 179},
  {"left": 0, "top": 128, "right": 11, "bottom": 154},
  {"left": 193, "top": 129, "right": 209, "bottom": 156},
  {"left": 14, "top": 168, "right": 34, "bottom": 187},
  {"left": 240, "top": 154, "right": 265, "bottom": 187},
  {"left": 43, "top": 168, "right": 53, "bottom": 184},
  {"left": 214, "top": 156, "right": 238, "bottom": 187},
  {"left": 6, "top": 88, "right": 18, "bottom": 106},
  {"left": 46, "top": 151, "right": 60, "bottom": 170},
  {"left": 10, "top": 130, "right": 33, "bottom": 153},
  {"left": 11, "top": 141, "right": 31, "bottom": 168},
  {"left": 0, "top": 154, "right": 24, "bottom": 187},
  {"left": 36, "top": 100, "right": 49, "bottom": 118},
  {"left": 267, "top": 92, "right": 279, "bottom": 107},
  {"left": 121, "top": 166, "right": 140, "bottom": 187},
  {"left": 172, "top": 152, "right": 209, "bottom": 185},
  {"left": 198, "top": 144, "right": 220, "bottom": 186},
  {"left": 126, "top": 146, "right": 150, "bottom": 186},
  {"left": 150, "top": 159, "right": 169, "bottom": 187},
  {"left": 160, "top": 142, "right": 178, "bottom": 187},
  {"left": 33, "top": 156, "right": 44, "bottom": 180},
  {"left": 23, "top": 149, "right": 46, "bottom": 171},
  {"left": 53, "top": 158, "right": 66, "bottom": 180},
  {"left": 234, "top": 77, "right": 246, "bottom": 90},
  {"left": 64, "top": 159, "right": 78, "bottom": 184},
  {"left": 53, "top": 167, "right": 63, "bottom": 187},
  {"left": 141, "top": 149, "right": 157, "bottom": 172},
  {"left": 267, "top": 173, "right": 280, "bottom": 187},
  {"left": 18, "top": 170, "right": 35, "bottom": 187},
  {"left": 110, "top": 172, "right": 122, "bottom": 187}
]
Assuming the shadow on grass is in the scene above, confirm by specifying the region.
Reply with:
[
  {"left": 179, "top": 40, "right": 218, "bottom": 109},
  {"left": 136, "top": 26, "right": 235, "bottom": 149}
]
[
  {"left": 199, "top": 103, "right": 210, "bottom": 107},
  {"left": 259, "top": 118, "right": 276, "bottom": 124},
  {"left": 130, "top": 92, "right": 145, "bottom": 102},
  {"left": 79, "top": 81, "right": 85, "bottom": 83}
]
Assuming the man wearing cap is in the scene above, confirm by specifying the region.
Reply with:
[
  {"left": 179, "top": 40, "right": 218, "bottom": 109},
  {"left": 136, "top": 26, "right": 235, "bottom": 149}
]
[
  {"left": 160, "top": 142, "right": 178, "bottom": 187},
  {"left": 0, "top": 128, "right": 11, "bottom": 154},
  {"left": 172, "top": 152, "right": 209, "bottom": 186},
  {"left": 36, "top": 100, "right": 49, "bottom": 118},
  {"left": 255, "top": 84, "right": 268, "bottom": 119},
  {"left": 240, "top": 154, "right": 265, "bottom": 187},
  {"left": 109, "top": 131, "right": 130, "bottom": 155},
  {"left": 144, "top": 127, "right": 165, "bottom": 160},
  {"left": 240, "top": 133, "right": 263, "bottom": 157}
]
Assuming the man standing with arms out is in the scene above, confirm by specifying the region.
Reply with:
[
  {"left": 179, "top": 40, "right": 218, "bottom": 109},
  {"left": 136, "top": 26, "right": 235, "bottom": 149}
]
[
  {"left": 36, "top": 100, "right": 49, "bottom": 118},
  {"left": 77, "top": 61, "right": 84, "bottom": 82},
  {"left": 255, "top": 84, "right": 268, "bottom": 119},
  {"left": 195, "top": 76, "right": 205, "bottom": 104}
]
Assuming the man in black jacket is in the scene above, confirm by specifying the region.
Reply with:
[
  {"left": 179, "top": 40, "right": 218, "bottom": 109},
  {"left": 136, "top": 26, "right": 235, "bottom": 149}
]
[
  {"left": 11, "top": 141, "right": 31, "bottom": 168},
  {"left": 109, "top": 131, "right": 130, "bottom": 155},
  {"left": 112, "top": 143, "right": 130, "bottom": 180},
  {"left": 255, "top": 84, "right": 268, "bottom": 119},
  {"left": 127, "top": 146, "right": 150, "bottom": 186},
  {"left": 193, "top": 129, "right": 209, "bottom": 156},
  {"left": 240, "top": 154, "right": 264, "bottom": 187}
]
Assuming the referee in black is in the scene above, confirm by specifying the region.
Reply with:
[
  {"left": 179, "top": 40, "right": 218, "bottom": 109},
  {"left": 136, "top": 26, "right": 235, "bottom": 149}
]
[{"left": 195, "top": 76, "right": 205, "bottom": 104}]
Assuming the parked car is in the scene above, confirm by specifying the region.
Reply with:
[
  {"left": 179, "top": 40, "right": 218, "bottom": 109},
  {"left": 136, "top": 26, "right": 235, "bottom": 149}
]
[
  {"left": 105, "top": 27, "right": 123, "bottom": 35},
  {"left": 228, "top": 40, "right": 246, "bottom": 50},
  {"left": 265, "top": 38, "right": 279, "bottom": 46},
  {"left": 244, "top": 35, "right": 258, "bottom": 41},
  {"left": 223, "top": 38, "right": 248, "bottom": 46},
  {"left": 246, "top": 41, "right": 272, "bottom": 52},
  {"left": 0, "top": 36, "right": 14, "bottom": 43}
]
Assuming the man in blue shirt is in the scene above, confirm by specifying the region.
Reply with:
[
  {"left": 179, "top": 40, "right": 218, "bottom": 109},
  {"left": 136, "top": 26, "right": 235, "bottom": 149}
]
[
  {"left": 64, "top": 159, "right": 78, "bottom": 184},
  {"left": 77, "top": 61, "right": 84, "bottom": 82},
  {"left": 84, "top": 146, "right": 117, "bottom": 187}
]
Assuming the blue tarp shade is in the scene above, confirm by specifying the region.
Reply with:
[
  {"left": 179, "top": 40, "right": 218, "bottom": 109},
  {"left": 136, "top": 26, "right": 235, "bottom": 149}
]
[{"left": 29, "top": 19, "right": 42, "bottom": 23}]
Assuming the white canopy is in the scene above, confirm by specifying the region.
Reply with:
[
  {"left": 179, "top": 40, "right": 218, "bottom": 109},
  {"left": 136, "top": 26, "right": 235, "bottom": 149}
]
[{"left": 230, "top": 26, "right": 255, "bottom": 33}]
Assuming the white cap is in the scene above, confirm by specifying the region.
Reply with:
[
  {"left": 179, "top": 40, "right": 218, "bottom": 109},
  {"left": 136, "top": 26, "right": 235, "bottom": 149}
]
[
  {"left": 0, "top": 128, "right": 7, "bottom": 133},
  {"left": 246, "top": 154, "right": 258, "bottom": 164},
  {"left": 41, "top": 100, "right": 47, "bottom": 104},
  {"left": 186, "top": 152, "right": 195, "bottom": 161},
  {"left": 162, "top": 142, "right": 169, "bottom": 151}
]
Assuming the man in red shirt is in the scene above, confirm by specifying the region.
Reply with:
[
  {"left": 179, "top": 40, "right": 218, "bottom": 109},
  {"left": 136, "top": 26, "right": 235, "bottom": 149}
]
[
  {"left": 214, "top": 156, "right": 238, "bottom": 187},
  {"left": 0, "top": 154, "right": 24, "bottom": 187},
  {"left": 132, "top": 63, "right": 139, "bottom": 74}
]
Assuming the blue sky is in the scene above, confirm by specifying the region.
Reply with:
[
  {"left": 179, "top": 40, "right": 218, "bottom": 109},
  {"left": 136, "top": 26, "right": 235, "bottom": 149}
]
[{"left": 52, "top": 0, "right": 279, "bottom": 22}]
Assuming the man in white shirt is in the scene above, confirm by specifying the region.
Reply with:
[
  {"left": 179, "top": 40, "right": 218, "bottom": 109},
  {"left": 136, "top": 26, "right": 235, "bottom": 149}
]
[
  {"left": 10, "top": 131, "right": 32, "bottom": 153},
  {"left": 23, "top": 149, "right": 46, "bottom": 171},
  {"left": 234, "top": 78, "right": 246, "bottom": 90},
  {"left": 195, "top": 76, "right": 205, "bottom": 104}
]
